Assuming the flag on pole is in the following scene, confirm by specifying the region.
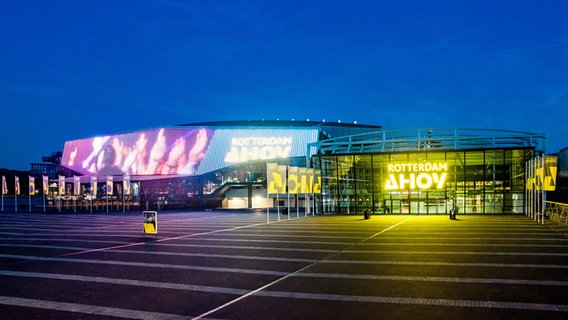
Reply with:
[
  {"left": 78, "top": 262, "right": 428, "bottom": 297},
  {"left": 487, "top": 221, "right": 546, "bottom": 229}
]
[
  {"left": 15, "top": 176, "right": 20, "bottom": 195},
  {"left": 277, "top": 165, "right": 287, "bottom": 195},
  {"left": 314, "top": 169, "right": 322, "bottom": 194},
  {"left": 90, "top": 176, "right": 97, "bottom": 196},
  {"left": 58, "top": 175, "right": 65, "bottom": 195},
  {"left": 288, "top": 166, "right": 299, "bottom": 194},
  {"left": 2, "top": 176, "right": 6, "bottom": 195},
  {"left": 299, "top": 167, "right": 308, "bottom": 193},
  {"left": 42, "top": 176, "right": 49, "bottom": 195},
  {"left": 29, "top": 176, "right": 35, "bottom": 195},
  {"left": 306, "top": 168, "right": 314, "bottom": 193},
  {"left": 267, "top": 163, "right": 286, "bottom": 195},
  {"left": 106, "top": 176, "right": 113, "bottom": 195},
  {"left": 543, "top": 155, "right": 558, "bottom": 191},
  {"left": 123, "top": 173, "right": 131, "bottom": 195},
  {"left": 535, "top": 156, "right": 544, "bottom": 191},
  {"left": 73, "top": 176, "right": 81, "bottom": 196}
]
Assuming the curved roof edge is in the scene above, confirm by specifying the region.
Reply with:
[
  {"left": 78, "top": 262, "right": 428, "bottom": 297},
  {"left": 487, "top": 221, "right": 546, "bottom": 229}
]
[
  {"left": 177, "top": 119, "right": 382, "bottom": 129},
  {"left": 309, "top": 127, "right": 546, "bottom": 155}
]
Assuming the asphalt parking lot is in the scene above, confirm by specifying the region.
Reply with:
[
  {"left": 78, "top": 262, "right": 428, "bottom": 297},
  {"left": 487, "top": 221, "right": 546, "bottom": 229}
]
[{"left": 0, "top": 210, "right": 567, "bottom": 319}]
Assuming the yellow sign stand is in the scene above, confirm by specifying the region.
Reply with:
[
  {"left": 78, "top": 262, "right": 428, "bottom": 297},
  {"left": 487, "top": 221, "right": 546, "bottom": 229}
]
[{"left": 143, "top": 211, "right": 157, "bottom": 235}]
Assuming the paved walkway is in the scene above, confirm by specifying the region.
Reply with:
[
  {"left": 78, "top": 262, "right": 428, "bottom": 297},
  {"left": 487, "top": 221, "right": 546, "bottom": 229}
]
[{"left": 0, "top": 211, "right": 567, "bottom": 319}]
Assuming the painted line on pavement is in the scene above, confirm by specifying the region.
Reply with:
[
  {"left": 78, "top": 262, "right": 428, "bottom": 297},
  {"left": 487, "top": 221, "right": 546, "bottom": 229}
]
[
  {"left": 61, "top": 220, "right": 271, "bottom": 257},
  {"left": 2, "top": 252, "right": 568, "bottom": 273},
  {"left": 0, "top": 296, "right": 189, "bottom": 320},
  {"left": 296, "top": 272, "right": 568, "bottom": 286},
  {"left": 0, "top": 254, "right": 290, "bottom": 276},
  {"left": 192, "top": 217, "right": 412, "bottom": 319},
  {"left": 257, "top": 291, "right": 568, "bottom": 312},
  {"left": 323, "top": 259, "right": 568, "bottom": 269},
  {"left": 2, "top": 269, "right": 566, "bottom": 289},
  {"left": 341, "top": 249, "right": 568, "bottom": 256},
  {"left": 0, "top": 270, "right": 249, "bottom": 295}
]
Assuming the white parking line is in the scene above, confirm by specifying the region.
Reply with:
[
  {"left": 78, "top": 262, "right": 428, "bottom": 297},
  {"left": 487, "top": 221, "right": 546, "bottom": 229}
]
[
  {"left": 61, "top": 221, "right": 270, "bottom": 257},
  {"left": 257, "top": 291, "right": 568, "bottom": 312},
  {"left": 0, "top": 296, "right": 189, "bottom": 320},
  {"left": 0, "top": 270, "right": 249, "bottom": 295},
  {"left": 192, "top": 218, "right": 412, "bottom": 320}
]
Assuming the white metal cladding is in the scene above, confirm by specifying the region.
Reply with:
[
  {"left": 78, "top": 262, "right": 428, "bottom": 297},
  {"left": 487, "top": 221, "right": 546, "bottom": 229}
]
[
  {"left": 196, "top": 128, "right": 320, "bottom": 175},
  {"left": 308, "top": 128, "right": 546, "bottom": 156}
]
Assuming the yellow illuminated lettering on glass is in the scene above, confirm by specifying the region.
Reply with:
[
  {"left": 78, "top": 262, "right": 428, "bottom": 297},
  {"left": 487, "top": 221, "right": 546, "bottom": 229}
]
[{"left": 385, "top": 162, "right": 448, "bottom": 190}]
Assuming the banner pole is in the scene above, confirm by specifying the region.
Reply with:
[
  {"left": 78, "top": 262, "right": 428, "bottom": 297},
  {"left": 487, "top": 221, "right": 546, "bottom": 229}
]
[
  {"left": 537, "top": 156, "right": 541, "bottom": 223},
  {"left": 294, "top": 193, "right": 300, "bottom": 217},
  {"left": 533, "top": 157, "right": 538, "bottom": 221},
  {"left": 535, "top": 156, "right": 539, "bottom": 222},
  {"left": 303, "top": 194, "right": 306, "bottom": 218},
  {"left": 300, "top": 194, "right": 303, "bottom": 218},
  {"left": 42, "top": 176, "right": 46, "bottom": 213},
  {"left": 528, "top": 160, "right": 531, "bottom": 218},
  {"left": 286, "top": 165, "right": 291, "bottom": 220},
  {"left": 312, "top": 192, "right": 315, "bottom": 216},
  {"left": 524, "top": 162, "right": 530, "bottom": 216},
  {"left": 287, "top": 191, "right": 290, "bottom": 221},
  {"left": 541, "top": 156, "right": 546, "bottom": 225},
  {"left": 532, "top": 158, "right": 536, "bottom": 221},
  {"left": 532, "top": 158, "right": 536, "bottom": 219}
]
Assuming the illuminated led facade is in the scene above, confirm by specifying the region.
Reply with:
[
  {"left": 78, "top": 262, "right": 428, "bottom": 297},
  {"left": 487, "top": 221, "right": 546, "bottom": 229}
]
[
  {"left": 309, "top": 129, "right": 546, "bottom": 214},
  {"left": 59, "top": 120, "right": 380, "bottom": 210}
]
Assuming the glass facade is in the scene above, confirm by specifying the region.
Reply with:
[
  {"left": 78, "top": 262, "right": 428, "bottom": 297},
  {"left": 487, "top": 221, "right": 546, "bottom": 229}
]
[
  {"left": 135, "top": 156, "right": 307, "bottom": 209},
  {"left": 314, "top": 148, "right": 535, "bottom": 215}
]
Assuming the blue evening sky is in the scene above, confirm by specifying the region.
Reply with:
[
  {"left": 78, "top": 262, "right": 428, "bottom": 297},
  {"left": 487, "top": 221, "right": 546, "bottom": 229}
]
[{"left": 1, "top": 0, "right": 567, "bottom": 170}]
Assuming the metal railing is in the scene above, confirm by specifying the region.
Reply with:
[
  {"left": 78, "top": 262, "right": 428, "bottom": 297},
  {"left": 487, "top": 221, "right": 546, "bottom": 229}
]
[
  {"left": 545, "top": 201, "right": 568, "bottom": 225},
  {"left": 308, "top": 128, "right": 546, "bottom": 156}
]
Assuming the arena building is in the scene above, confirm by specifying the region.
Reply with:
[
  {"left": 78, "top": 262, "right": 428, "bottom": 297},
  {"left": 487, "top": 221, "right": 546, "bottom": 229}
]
[
  {"left": 309, "top": 128, "right": 546, "bottom": 215},
  {"left": 58, "top": 120, "right": 380, "bottom": 211},
  {"left": 58, "top": 120, "right": 547, "bottom": 214}
]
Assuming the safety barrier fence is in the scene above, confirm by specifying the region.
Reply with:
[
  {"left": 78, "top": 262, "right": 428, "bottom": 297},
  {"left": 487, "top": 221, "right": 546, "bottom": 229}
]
[{"left": 545, "top": 201, "right": 568, "bottom": 226}]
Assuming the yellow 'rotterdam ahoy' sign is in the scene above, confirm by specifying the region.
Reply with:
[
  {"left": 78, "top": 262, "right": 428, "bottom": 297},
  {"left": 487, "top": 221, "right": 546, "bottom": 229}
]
[{"left": 385, "top": 162, "right": 448, "bottom": 190}]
